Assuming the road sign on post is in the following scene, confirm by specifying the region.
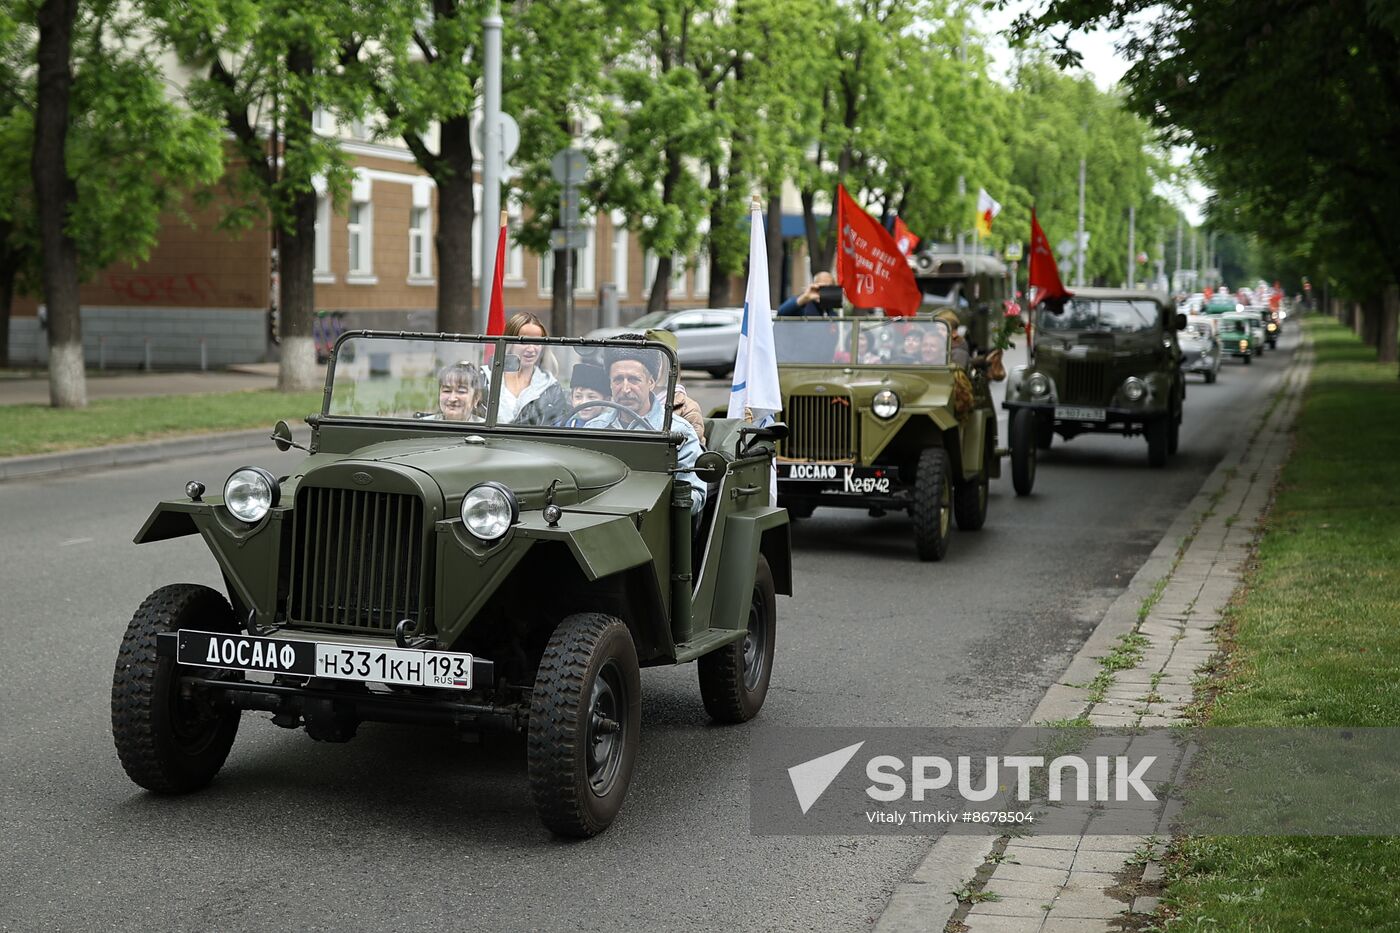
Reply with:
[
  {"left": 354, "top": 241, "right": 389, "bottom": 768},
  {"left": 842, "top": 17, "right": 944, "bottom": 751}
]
[
  {"left": 549, "top": 147, "right": 591, "bottom": 336},
  {"left": 550, "top": 148, "right": 589, "bottom": 186},
  {"left": 551, "top": 228, "right": 588, "bottom": 250},
  {"left": 1004, "top": 242, "right": 1023, "bottom": 262}
]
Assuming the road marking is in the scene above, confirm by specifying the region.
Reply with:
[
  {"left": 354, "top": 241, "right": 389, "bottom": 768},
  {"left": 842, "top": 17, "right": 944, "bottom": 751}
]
[{"left": 58, "top": 537, "right": 94, "bottom": 547}]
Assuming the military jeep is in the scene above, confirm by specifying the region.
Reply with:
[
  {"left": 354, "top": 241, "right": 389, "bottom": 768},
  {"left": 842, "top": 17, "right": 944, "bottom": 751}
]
[
  {"left": 772, "top": 315, "right": 1022, "bottom": 562},
  {"left": 111, "top": 331, "right": 790, "bottom": 838},
  {"left": 1004, "top": 288, "right": 1186, "bottom": 469}
]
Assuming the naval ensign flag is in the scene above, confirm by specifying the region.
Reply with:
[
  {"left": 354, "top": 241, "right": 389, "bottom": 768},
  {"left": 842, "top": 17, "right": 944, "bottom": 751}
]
[{"left": 728, "top": 198, "right": 783, "bottom": 502}]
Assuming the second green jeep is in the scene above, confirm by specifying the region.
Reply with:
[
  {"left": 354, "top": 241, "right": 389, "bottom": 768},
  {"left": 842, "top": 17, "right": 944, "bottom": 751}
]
[{"left": 772, "top": 315, "right": 1024, "bottom": 561}]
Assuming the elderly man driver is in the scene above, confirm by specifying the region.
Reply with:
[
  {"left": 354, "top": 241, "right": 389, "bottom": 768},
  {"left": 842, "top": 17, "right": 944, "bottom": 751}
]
[{"left": 586, "top": 340, "right": 706, "bottom": 515}]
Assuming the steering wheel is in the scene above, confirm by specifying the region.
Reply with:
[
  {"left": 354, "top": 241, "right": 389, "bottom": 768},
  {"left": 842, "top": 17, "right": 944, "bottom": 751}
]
[{"left": 562, "top": 399, "right": 648, "bottom": 429}]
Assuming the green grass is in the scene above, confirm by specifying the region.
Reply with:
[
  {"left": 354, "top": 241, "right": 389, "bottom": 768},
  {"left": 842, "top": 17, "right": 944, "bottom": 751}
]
[
  {"left": 1164, "top": 317, "right": 1400, "bottom": 930},
  {"left": 0, "top": 389, "right": 324, "bottom": 457}
]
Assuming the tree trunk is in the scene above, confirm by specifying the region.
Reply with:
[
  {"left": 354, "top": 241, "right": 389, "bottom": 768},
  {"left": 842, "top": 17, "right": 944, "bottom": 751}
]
[
  {"left": 0, "top": 230, "right": 17, "bottom": 368},
  {"left": 277, "top": 44, "right": 318, "bottom": 392},
  {"left": 33, "top": 0, "right": 85, "bottom": 407},
  {"left": 1380, "top": 284, "right": 1399, "bottom": 365},
  {"left": 800, "top": 188, "right": 823, "bottom": 279},
  {"left": 647, "top": 254, "right": 671, "bottom": 312},
  {"left": 434, "top": 115, "right": 474, "bottom": 335},
  {"left": 766, "top": 190, "right": 784, "bottom": 308},
  {"left": 551, "top": 248, "right": 568, "bottom": 336}
]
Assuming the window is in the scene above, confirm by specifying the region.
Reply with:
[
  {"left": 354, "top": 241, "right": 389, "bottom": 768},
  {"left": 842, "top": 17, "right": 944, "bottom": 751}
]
[
  {"left": 611, "top": 217, "right": 629, "bottom": 296},
  {"left": 348, "top": 202, "right": 373, "bottom": 278},
  {"left": 409, "top": 207, "right": 431, "bottom": 279},
  {"left": 349, "top": 118, "right": 369, "bottom": 140},
  {"left": 314, "top": 195, "right": 332, "bottom": 277},
  {"left": 692, "top": 250, "right": 710, "bottom": 298},
  {"left": 312, "top": 108, "right": 330, "bottom": 135},
  {"left": 541, "top": 221, "right": 596, "bottom": 296},
  {"left": 644, "top": 251, "right": 658, "bottom": 293},
  {"left": 669, "top": 255, "right": 687, "bottom": 298}
]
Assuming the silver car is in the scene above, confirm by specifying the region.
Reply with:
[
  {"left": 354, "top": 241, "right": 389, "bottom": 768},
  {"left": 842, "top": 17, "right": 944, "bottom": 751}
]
[
  {"left": 585, "top": 307, "right": 743, "bottom": 378},
  {"left": 1180, "top": 315, "right": 1222, "bottom": 384}
]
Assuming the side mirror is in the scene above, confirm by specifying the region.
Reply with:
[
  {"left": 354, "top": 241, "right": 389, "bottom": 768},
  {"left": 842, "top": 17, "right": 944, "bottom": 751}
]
[
  {"left": 693, "top": 451, "right": 728, "bottom": 485},
  {"left": 270, "top": 420, "right": 307, "bottom": 452},
  {"left": 502, "top": 354, "right": 522, "bottom": 373},
  {"left": 1174, "top": 313, "right": 1188, "bottom": 332}
]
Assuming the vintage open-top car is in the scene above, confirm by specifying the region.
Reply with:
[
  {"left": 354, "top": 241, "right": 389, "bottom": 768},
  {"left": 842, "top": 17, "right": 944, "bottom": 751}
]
[
  {"left": 771, "top": 313, "right": 1023, "bottom": 562},
  {"left": 111, "top": 331, "right": 791, "bottom": 837},
  {"left": 1217, "top": 311, "right": 1258, "bottom": 363},
  {"left": 1003, "top": 288, "right": 1187, "bottom": 468}
]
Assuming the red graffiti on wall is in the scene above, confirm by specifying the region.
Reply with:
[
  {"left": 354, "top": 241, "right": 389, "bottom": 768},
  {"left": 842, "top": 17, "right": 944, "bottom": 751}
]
[{"left": 106, "top": 273, "right": 219, "bottom": 304}]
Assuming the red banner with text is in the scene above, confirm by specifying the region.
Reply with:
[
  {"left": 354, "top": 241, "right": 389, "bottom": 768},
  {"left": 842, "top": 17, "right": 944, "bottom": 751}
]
[{"left": 836, "top": 185, "right": 922, "bottom": 316}]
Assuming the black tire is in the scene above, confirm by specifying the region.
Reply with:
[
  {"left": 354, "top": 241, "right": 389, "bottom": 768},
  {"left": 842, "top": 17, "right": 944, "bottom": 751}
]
[
  {"left": 1035, "top": 416, "right": 1054, "bottom": 450},
  {"left": 911, "top": 447, "right": 953, "bottom": 561},
  {"left": 1243, "top": 353, "right": 1252, "bottom": 365},
  {"left": 707, "top": 366, "right": 732, "bottom": 379},
  {"left": 1009, "top": 409, "right": 1037, "bottom": 497},
  {"left": 1168, "top": 410, "right": 1180, "bottom": 455},
  {"left": 1147, "top": 418, "right": 1169, "bottom": 468},
  {"left": 953, "top": 433, "right": 992, "bottom": 531},
  {"left": 528, "top": 612, "right": 641, "bottom": 838},
  {"left": 111, "top": 584, "right": 242, "bottom": 794},
  {"left": 698, "top": 555, "right": 776, "bottom": 723},
  {"left": 1205, "top": 369, "right": 1217, "bottom": 385}
]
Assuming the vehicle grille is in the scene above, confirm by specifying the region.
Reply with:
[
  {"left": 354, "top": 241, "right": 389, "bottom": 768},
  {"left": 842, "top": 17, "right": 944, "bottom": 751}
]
[
  {"left": 780, "top": 394, "right": 855, "bottom": 461},
  {"left": 288, "top": 487, "right": 427, "bottom": 632},
  {"left": 1062, "top": 361, "right": 1108, "bottom": 405}
]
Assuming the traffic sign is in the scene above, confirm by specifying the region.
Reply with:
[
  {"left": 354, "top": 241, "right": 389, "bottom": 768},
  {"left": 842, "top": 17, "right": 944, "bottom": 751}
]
[
  {"left": 1004, "top": 242, "right": 1023, "bottom": 262},
  {"left": 559, "top": 188, "right": 581, "bottom": 227},
  {"left": 551, "top": 228, "right": 588, "bottom": 250},
  {"left": 471, "top": 112, "right": 520, "bottom": 164},
  {"left": 550, "top": 148, "right": 589, "bottom": 186},
  {"left": 1058, "top": 259, "right": 1073, "bottom": 279},
  {"left": 1056, "top": 239, "right": 1074, "bottom": 259}
]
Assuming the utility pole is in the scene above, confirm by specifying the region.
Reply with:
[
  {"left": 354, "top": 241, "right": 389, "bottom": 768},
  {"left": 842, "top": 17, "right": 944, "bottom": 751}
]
[
  {"left": 1126, "top": 205, "right": 1136, "bottom": 289},
  {"left": 1174, "top": 216, "right": 1183, "bottom": 292},
  {"left": 956, "top": 175, "right": 966, "bottom": 254},
  {"left": 479, "top": 2, "right": 503, "bottom": 333},
  {"left": 1075, "top": 158, "right": 1086, "bottom": 286},
  {"left": 1190, "top": 231, "right": 1198, "bottom": 289}
]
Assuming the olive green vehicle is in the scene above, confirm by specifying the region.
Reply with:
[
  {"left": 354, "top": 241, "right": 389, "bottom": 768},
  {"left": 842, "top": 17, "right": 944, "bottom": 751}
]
[
  {"left": 1003, "top": 288, "right": 1187, "bottom": 469},
  {"left": 110, "top": 331, "right": 791, "bottom": 838},
  {"left": 772, "top": 313, "right": 1024, "bottom": 562},
  {"left": 1218, "top": 311, "right": 1259, "bottom": 363}
]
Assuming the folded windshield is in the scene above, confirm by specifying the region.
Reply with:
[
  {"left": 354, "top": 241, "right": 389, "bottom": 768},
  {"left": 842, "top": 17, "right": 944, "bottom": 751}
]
[{"left": 326, "top": 334, "right": 675, "bottom": 432}]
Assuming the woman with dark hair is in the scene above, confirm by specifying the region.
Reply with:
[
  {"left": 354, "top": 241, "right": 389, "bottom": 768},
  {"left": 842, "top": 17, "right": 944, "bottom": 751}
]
[
  {"left": 422, "top": 361, "right": 487, "bottom": 422},
  {"left": 499, "top": 311, "right": 567, "bottom": 425}
]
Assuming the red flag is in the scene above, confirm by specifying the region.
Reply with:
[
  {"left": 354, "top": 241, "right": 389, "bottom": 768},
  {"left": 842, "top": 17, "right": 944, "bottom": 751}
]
[
  {"left": 486, "top": 211, "right": 508, "bottom": 337},
  {"left": 835, "top": 185, "right": 922, "bottom": 316},
  {"left": 892, "top": 215, "right": 920, "bottom": 257},
  {"left": 1028, "top": 208, "right": 1071, "bottom": 303}
]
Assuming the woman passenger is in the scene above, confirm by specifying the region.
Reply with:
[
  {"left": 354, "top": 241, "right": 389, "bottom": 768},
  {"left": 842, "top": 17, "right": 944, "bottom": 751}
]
[
  {"left": 498, "top": 312, "right": 567, "bottom": 425},
  {"left": 434, "top": 362, "right": 487, "bottom": 422}
]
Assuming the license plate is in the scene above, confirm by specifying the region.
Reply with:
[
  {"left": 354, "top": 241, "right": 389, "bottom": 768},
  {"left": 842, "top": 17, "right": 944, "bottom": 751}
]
[
  {"left": 780, "top": 463, "right": 844, "bottom": 481},
  {"left": 1056, "top": 406, "right": 1106, "bottom": 421},
  {"left": 175, "top": 629, "right": 475, "bottom": 691},
  {"left": 779, "top": 464, "right": 892, "bottom": 493}
]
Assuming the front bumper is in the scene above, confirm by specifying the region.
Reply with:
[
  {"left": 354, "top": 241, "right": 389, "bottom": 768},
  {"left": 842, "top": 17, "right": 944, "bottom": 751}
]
[{"left": 1002, "top": 400, "right": 1171, "bottom": 432}]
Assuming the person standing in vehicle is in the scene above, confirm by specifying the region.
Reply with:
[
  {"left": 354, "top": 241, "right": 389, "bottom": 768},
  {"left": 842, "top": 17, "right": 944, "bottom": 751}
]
[
  {"left": 776, "top": 271, "right": 837, "bottom": 317},
  {"left": 499, "top": 312, "right": 567, "bottom": 425}
]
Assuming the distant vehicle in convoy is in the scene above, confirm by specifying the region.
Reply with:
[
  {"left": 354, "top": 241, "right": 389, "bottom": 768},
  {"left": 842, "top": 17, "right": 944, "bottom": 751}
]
[
  {"left": 111, "top": 331, "right": 791, "bottom": 838},
  {"left": 772, "top": 313, "right": 1019, "bottom": 562},
  {"left": 1203, "top": 294, "right": 1239, "bottom": 316},
  {"left": 585, "top": 308, "right": 743, "bottom": 378},
  {"left": 1180, "top": 316, "right": 1222, "bottom": 383},
  {"left": 1217, "top": 312, "right": 1257, "bottom": 363},
  {"left": 1256, "top": 306, "right": 1280, "bottom": 349},
  {"left": 1003, "top": 288, "right": 1187, "bottom": 468}
]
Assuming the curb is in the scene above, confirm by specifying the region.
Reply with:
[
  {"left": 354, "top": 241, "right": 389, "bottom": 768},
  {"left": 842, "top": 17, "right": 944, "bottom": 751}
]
[
  {"left": 0, "top": 428, "right": 273, "bottom": 482},
  {"left": 875, "top": 335, "right": 1312, "bottom": 933}
]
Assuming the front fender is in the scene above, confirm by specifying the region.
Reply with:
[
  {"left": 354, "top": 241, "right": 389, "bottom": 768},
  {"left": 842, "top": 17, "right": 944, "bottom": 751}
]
[{"left": 707, "top": 506, "right": 791, "bottom": 634}]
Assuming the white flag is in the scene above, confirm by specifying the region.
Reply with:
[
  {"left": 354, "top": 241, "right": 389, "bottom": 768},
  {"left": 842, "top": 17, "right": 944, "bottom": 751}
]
[{"left": 729, "top": 201, "right": 783, "bottom": 503}]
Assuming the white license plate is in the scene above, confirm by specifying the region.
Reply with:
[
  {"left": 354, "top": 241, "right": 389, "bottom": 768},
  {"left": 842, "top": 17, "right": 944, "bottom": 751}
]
[
  {"left": 176, "top": 629, "right": 475, "bottom": 691},
  {"left": 1056, "top": 406, "right": 1107, "bottom": 421}
]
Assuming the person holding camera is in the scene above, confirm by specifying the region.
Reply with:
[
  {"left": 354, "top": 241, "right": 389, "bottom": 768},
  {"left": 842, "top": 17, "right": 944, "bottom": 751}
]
[{"left": 777, "top": 271, "right": 838, "bottom": 317}]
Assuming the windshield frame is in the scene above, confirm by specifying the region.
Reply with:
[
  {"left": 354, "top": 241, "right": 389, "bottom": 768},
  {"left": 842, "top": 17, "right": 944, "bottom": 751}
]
[
  {"left": 773, "top": 315, "right": 955, "bottom": 368},
  {"left": 322, "top": 330, "right": 679, "bottom": 436}
]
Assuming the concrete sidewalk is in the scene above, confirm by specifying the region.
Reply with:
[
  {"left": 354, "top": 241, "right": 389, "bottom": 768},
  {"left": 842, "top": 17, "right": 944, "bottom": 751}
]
[{"left": 0, "top": 365, "right": 300, "bottom": 406}]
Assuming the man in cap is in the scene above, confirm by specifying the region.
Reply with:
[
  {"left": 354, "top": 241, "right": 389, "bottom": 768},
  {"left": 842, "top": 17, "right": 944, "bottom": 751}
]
[{"left": 587, "top": 337, "right": 706, "bottom": 514}]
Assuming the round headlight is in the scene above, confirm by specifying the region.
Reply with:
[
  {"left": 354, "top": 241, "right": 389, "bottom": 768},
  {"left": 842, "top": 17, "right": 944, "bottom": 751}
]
[
  {"left": 1122, "top": 377, "right": 1147, "bottom": 402},
  {"left": 1027, "top": 372, "right": 1050, "bottom": 398},
  {"left": 872, "top": 389, "right": 900, "bottom": 420},
  {"left": 223, "top": 467, "right": 278, "bottom": 523},
  {"left": 460, "top": 482, "right": 519, "bottom": 541},
  {"left": 1239, "top": 339, "right": 1249, "bottom": 350}
]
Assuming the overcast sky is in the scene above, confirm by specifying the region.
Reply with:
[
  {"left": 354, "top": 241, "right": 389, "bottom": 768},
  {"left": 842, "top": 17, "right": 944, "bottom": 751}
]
[{"left": 972, "top": 3, "right": 1208, "bottom": 225}]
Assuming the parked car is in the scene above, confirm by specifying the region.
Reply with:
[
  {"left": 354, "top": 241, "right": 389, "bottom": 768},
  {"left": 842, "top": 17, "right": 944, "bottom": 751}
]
[
  {"left": 111, "top": 330, "right": 791, "bottom": 838},
  {"left": 771, "top": 314, "right": 1019, "bottom": 562},
  {"left": 585, "top": 308, "right": 743, "bottom": 378},
  {"left": 1179, "top": 315, "right": 1222, "bottom": 384},
  {"left": 1217, "top": 312, "right": 1257, "bottom": 364},
  {"left": 1003, "top": 288, "right": 1187, "bottom": 468}
]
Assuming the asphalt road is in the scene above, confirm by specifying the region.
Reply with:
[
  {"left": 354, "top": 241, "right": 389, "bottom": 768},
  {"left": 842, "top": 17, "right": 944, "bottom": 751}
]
[{"left": 0, "top": 330, "right": 1298, "bottom": 933}]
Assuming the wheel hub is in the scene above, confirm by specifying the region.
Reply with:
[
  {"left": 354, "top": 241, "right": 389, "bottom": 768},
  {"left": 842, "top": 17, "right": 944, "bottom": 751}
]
[{"left": 586, "top": 662, "right": 626, "bottom": 796}]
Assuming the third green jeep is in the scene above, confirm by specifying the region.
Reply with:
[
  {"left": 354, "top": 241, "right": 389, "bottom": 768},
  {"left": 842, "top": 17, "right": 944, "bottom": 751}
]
[{"left": 772, "top": 315, "right": 1026, "bottom": 561}]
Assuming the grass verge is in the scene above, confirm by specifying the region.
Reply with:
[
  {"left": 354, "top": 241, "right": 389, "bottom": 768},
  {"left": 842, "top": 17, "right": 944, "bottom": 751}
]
[
  {"left": 0, "top": 389, "right": 323, "bottom": 457},
  {"left": 1163, "top": 316, "right": 1400, "bottom": 930}
]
